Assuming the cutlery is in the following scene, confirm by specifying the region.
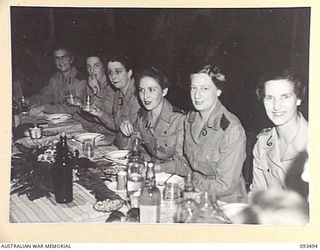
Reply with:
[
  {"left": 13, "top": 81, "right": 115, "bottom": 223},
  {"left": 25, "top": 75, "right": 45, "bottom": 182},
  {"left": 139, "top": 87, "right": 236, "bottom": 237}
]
[
  {"left": 98, "top": 155, "right": 127, "bottom": 167},
  {"left": 164, "top": 173, "right": 175, "bottom": 184}
]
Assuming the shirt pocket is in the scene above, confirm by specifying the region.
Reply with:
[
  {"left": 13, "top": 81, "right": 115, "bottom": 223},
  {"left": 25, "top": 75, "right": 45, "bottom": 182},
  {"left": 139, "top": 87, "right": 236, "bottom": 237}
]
[
  {"left": 194, "top": 149, "right": 220, "bottom": 176},
  {"left": 155, "top": 135, "right": 177, "bottom": 159}
]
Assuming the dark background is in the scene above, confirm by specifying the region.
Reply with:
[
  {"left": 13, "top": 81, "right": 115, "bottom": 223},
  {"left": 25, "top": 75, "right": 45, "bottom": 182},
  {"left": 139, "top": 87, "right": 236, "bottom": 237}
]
[{"left": 11, "top": 7, "right": 310, "bottom": 134}]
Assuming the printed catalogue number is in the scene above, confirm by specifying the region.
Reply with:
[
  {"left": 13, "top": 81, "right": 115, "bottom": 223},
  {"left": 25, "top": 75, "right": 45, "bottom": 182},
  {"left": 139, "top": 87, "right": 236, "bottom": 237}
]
[{"left": 300, "top": 244, "right": 318, "bottom": 248}]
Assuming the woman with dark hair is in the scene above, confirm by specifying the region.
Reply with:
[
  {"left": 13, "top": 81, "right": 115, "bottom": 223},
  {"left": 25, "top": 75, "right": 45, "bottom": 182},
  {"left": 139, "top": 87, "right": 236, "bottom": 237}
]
[
  {"left": 74, "top": 54, "right": 116, "bottom": 138},
  {"left": 184, "top": 64, "right": 247, "bottom": 203},
  {"left": 249, "top": 70, "right": 308, "bottom": 197},
  {"left": 119, "top": 66, "right": 189, "bottom": 174},
  {"left": 86, "top": 54, "right": 140, "bottom": 146}
]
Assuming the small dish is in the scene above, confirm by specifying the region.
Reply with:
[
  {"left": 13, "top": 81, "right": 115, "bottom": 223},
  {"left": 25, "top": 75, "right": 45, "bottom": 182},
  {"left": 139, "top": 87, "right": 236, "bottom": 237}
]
[
  {"left": 45, "top": 113, "right": 72, "bottom": 124},
  {"left": 93, "top": 199, "right": 124, "bottom": 213},
  {"left": 73, "top": 133, "right": 105, "bottom": 143},
  {"left": 155, "top": 172, "right": 185, "bottom": 189},
  {"left": 42, "top": 130, "right": 59, "bottom": 137},
  {"left": 105, "top": 150, "right": 130, "bottom": 165}
]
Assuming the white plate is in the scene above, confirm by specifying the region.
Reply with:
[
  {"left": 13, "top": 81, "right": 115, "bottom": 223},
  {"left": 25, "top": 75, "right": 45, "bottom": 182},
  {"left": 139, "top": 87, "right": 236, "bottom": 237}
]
[
  {"left": 155, "top": 172, "right": 185, "bottom": 188},
  {"left": 45, "top": 113, "right": 72, "bottom": 124},
  {"left": 73, "top": 133, "right": 105, "bottom": 143},
  {"left": 105, "top": 150, "right": 130, "bottom": 165},
  {"left": 221, "top": 203, "right": 248, "bottom": 222}
]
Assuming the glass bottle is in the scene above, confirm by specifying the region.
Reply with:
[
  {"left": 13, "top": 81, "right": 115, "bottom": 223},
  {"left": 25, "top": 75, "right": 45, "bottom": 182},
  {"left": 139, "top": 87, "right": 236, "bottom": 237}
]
[
  {"left": 127, "top": 137, "right": 145, "bottom": 193},
  {"left": 139, "top": 162, "right": 161, "bottom": 223},
  {"left": 54, "top": 132, "right": 73, "bottom": 204},
  {"left": 173, "top": 198, "right": 200, "bottom": 223},
  {"left": 12, "top": 97, "right": 21, "bottom": 128},
  {"left": 183, "top": 172, "right": 195, "bottom": 199},
  {"left": 20, "top": 95, "right": 28, "bottom": 115},
  {"left": 192, "top": 192, "right": 215, "bottom": 223}
]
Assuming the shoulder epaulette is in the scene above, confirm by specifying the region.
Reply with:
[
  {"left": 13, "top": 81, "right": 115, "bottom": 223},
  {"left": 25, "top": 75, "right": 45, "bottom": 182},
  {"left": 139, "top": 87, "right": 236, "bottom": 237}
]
[
  {"left": 257, "top": 127, "right": 272, "bottom": 138},
  {"left": 75, "top": 71, "right": 86, "bottom": 81},
  {"left": 172, "top": 106, "right": 185, "bottom": 114},
  {"left": 220, "top": 113, "right": 230, "bottom": 131}
]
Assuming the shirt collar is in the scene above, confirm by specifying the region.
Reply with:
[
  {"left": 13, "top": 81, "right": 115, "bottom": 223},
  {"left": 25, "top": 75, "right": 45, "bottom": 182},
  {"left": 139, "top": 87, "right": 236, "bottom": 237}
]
[
  {"left": 187, "top": 99, "right": 223, "bottom": 130},
  {"left": 142, "top": 98, "right": 172, "bottom": 126}
]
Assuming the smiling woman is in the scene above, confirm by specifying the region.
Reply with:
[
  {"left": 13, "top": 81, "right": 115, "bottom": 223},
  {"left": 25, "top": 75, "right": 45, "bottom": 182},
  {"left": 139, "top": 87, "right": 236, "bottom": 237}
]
[
  {"left": 249, "top": 70, "right": 308, "bottom": 197},
  {"left": 183, "top": 63, "right": 247, "bottom": 203},
  {"left": 118, "top": 66, "right": 189, "bottom": 175}
]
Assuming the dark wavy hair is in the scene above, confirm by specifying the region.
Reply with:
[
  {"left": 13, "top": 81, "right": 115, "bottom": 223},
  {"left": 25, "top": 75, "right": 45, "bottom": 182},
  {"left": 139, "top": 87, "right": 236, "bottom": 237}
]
[
  {"left": 85, "top": 53, "right": 107, "bottom": 68},
  {"left": 107, "top": 54, "right": 133, "bottom": 72},
  {"left": 256, "top": 70, "right": 306, "bottom": 101},
  {"left": 137, "top": 66, "right": 170, "bottom": 90},
  {"left": 190, "top": 64, "right": 227, "bottom": 91}
]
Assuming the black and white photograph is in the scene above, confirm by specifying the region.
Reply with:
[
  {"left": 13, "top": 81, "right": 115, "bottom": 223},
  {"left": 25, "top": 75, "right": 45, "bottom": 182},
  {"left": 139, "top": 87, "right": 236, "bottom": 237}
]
[{"left": 1, "top": 0, "right": 319, "bottom": 244}]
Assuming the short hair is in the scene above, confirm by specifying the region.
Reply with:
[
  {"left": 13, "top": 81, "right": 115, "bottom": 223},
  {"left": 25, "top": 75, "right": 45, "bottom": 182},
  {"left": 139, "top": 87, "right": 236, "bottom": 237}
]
[
  {"left": 85, "top": 54, "right": 107, "bottom": 68},
  {"left": 107, "top": 54, "right": 133, "bottom": 72},
  {"left": 137, "top": 66, "right": 170, "bottom": 90},
  {"left": 256, "top": 70, "right": 306, "bottom": 101},
  {"left": 53, "top": 45, "right": 73, "bottom": 57},
  {"left": 190, "top": 63, "right": 227, "bottom": 91}
]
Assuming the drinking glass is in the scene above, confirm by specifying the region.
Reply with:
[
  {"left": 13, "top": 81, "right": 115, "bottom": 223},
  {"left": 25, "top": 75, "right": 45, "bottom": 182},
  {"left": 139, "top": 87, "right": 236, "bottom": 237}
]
[
  {"left": 20, "top": 96, "right": 29, "bottom": 115},
  {"left": 82, "top": 95, "right": 93, "bottom": 112},
  {"left": 65, "top": 90, "right": 76, "bottom": 106},
  {"left": 163, "top": 183, "right": 181, "bottom": 201},
  {"left": 83, "top": 138, "right": 95, "bottom": 158}
]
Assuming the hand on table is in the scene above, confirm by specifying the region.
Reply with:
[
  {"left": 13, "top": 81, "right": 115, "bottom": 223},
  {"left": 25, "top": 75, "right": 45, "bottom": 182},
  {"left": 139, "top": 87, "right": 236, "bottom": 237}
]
[
  {"left": 83, "top": 103, "right": 103, "bottom": 118},
  {"left": 29, "top": 105, "right": 44, "bottom": 116}
]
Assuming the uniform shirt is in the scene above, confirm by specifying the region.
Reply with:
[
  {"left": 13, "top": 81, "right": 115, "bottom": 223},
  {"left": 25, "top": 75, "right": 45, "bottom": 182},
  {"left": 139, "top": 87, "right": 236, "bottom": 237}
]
[
  {"left": 99, "top": 78, "right": 140, "bottom": 146},
  {"left": 88, "top": 74, "right": 115, "bottom": 118},
  {"left": 249, "top": 113, "right": 308, "bottom": 197},
  {"left": 73, "top": 74, "right": 116, "bottom": 139},
  {"left": 184, "top": 99, "right": 247, "bottom": 203},
  {"left": 118, "top": 98, "right": 189, "bottom": 175},
  {"left": 29, "top": 66, "right": 87, "bottom": 114}
]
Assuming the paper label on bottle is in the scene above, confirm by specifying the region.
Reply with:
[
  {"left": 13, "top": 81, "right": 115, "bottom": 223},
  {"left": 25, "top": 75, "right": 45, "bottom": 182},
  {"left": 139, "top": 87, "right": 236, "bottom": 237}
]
[{"left": 139, "top": 205, "right": 158, "bottom": 223}]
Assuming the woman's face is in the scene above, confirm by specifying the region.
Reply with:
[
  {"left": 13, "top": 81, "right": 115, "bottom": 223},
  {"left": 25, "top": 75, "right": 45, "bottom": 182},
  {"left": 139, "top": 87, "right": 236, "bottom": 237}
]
[
  {"left": 107, "top": 61, "right": 132, "bottom": 90},
  {"left": 138, "top": 76, "right": 167, "bottom": 111},
  {"left": 54, "top": 49, "right": 73, "bottom": 73},
  {"left": 190, "top": 73, "right": 221, "bottom": 113},
  {"left": 86, "top": 56, "right": 104, "bottom": 81},
  {"left": 263, "top": 79, "right": 301, "bottom": 127}
]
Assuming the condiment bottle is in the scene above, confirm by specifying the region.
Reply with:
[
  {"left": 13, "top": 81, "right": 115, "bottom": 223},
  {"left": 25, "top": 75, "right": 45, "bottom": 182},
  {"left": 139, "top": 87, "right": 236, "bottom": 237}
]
[{"left": 139, "top": 162, "right": 161, "bottom": 223}]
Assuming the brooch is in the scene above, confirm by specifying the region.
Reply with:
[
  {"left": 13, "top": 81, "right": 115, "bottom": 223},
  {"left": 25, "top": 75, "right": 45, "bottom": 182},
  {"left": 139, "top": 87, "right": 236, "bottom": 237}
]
[
  {"left": 118, "top": 97, "right": 123, "bottom": 106},
  {"left": 201, "top": 128, "right": 207, "bottom": 136}
]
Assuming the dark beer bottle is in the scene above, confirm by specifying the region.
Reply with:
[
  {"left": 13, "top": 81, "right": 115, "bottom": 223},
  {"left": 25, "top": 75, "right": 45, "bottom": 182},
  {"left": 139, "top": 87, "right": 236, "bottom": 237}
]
[{"left": 54, "top": 132, "right": 73, "bottom": 203}]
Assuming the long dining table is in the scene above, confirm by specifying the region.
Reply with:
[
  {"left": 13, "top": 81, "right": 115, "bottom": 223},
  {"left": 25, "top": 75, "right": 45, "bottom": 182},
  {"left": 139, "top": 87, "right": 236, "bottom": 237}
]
[{"left": 10, "top": 112, "right": 179, "bottom": 223}]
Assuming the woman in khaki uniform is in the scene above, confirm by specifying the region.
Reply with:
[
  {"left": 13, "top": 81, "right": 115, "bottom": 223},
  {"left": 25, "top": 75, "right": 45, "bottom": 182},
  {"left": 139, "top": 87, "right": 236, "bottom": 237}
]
[
  {"left": 184, "top": 64, "right": 247, "bottom": 203},
  {"left": 29, "top": 47, "right": 87, "bottom": 115},
  {"left": 119, "top": 66, "right": 189, "bottom": 174},
  {"left": 74, "top": 54, "right": 116, "bottom": 140},
  {"left": 249, "top": 70, "right": 308, "bottom": 198},
  {"left": 86, "top": 55, "right": 140, "bottom": 146}
]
